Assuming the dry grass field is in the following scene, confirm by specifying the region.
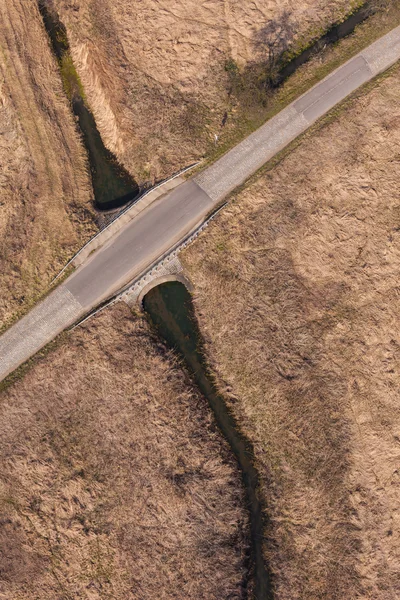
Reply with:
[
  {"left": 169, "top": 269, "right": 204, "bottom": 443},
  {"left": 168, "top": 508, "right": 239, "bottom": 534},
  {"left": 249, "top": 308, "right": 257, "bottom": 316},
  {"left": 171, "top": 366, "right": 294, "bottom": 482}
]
[
  {"left": 182, "top": 66, "right": 400, "bottom": 598},
  {"left": 52, "top": 0, "right": 357, "bottom": 183},
  {"left": 0, "top": 304, "right": 248, "bottom": 599},
  {"left": 0, "top": 0, "right": 96, "bottom": 328}
]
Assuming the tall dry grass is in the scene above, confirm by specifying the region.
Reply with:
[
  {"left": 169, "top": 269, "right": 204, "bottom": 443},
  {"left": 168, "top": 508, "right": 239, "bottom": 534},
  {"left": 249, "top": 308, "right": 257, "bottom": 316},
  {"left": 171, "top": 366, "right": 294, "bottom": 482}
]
[
  {"left": 0, "top": 304, "right": 249, "bottom": 599},
  {"left": 182, "top": 66, "right": 400, "bottom": 598}
]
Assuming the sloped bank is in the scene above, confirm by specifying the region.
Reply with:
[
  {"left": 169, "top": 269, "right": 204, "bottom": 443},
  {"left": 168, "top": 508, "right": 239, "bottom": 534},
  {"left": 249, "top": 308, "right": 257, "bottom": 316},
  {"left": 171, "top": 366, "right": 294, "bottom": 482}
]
[{"left": 275, "top": 0, "right": 381, "bottom": 85}]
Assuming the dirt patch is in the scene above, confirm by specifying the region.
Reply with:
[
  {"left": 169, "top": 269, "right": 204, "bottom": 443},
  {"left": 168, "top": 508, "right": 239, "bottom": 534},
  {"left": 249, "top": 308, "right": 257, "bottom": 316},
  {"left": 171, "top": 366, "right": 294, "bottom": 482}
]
[
  {"left": 0, "top": 0, "right": 96, "bottom": 327},
  {"left": 51, "top": 0, "right": 356, "bottom": 183},
  {"left": 0, "top": 303, "right": 248, "bottom": 599},
  {"left": 182, "top": 66, "right": 400, "bottom": 598}
]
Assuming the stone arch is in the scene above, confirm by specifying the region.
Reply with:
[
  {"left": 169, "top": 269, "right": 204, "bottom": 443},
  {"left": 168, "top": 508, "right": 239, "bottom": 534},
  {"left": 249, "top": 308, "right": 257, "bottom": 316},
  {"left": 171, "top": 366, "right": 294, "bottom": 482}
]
[{"left": 138, "top": 273, "right": 193, "bottom": 308}]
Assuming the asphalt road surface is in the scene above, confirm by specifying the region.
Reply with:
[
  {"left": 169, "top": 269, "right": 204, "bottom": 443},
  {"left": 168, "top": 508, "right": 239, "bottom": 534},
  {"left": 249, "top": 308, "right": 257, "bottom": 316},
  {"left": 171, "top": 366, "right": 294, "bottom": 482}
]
[
  {"left": 66, "top": 180, "right": 213, "bottom": 309},
  {"left": 1, "top": 25, "right": 400, "bottom": 382}
]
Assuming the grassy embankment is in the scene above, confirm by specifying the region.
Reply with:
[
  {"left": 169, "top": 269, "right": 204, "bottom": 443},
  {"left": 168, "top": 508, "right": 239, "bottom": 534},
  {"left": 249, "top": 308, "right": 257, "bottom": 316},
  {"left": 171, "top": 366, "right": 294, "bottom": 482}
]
[
  {"left": 199, "top": 0, "right": 399, "bottom": 170},
  {"left": 182, "top": 55, "right": 400, "bottom": 599}
]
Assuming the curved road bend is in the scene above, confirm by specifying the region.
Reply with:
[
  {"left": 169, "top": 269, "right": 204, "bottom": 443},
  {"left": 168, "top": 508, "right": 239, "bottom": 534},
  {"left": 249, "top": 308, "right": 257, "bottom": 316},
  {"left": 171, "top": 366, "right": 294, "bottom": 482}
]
[{"left": 1, "top": 25, "right": 400, "bottom": 382}]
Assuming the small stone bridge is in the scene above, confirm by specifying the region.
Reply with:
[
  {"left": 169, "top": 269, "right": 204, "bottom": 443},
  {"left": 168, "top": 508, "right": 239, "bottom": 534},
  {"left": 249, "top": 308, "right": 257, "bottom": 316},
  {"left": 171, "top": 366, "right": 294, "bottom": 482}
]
[
  {"left": 74, "top": 204, "right": 223, "bottom": 328},
  {"left": 118, "top": 205, "right": 223, "bottom": 308}
]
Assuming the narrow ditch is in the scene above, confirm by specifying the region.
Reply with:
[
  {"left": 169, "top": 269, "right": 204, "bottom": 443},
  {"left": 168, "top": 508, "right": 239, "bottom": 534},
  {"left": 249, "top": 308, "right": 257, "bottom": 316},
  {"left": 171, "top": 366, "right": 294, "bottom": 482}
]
[
  {"left": 276, "top": 1, "right": 378, "bottom": 84},
  {"left": 38, "top": 0, "right": 139, "bottom": 211},
  {"left": 143, "top": 281, "right": 273, "bottom": 600}
]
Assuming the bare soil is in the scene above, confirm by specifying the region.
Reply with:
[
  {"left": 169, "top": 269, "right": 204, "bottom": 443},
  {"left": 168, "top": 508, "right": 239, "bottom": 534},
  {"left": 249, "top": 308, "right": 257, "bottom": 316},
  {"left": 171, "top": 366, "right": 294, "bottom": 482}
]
[
  {"left": 182, "top": 66, "right": 400, "bottom": 598},
  {"left": 52, "top": 0, "right": 356, "bottom": 183},
  {"left": 0, "top": 303, "right": 249, "bottom": 599},
  {"left": 0, "top": 0, "right": 96, "bottom": 327}
]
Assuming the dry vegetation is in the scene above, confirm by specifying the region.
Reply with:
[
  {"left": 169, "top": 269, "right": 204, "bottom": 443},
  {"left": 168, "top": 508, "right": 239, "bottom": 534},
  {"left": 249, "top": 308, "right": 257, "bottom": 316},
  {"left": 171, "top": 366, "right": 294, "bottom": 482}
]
[
  {"left": 0, "top": 303, "right": 248, "bottom": 599},
  {"left": 51, "top": 0, "right": 357, "bottom": 182},
  {"left": 182, "top": 66, "right": 400, "bottom": 598},
  {"left": 0, "top": 0, "right": 96, "bottom": 327}
]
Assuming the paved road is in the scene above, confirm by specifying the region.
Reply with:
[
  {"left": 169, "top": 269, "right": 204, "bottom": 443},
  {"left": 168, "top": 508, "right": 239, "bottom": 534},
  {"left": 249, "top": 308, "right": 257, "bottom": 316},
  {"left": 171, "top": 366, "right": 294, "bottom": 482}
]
[
  {"left": 1, "top": 25, "right": 400, "bottom": 382},
  {"left": 65, "top": 181, "right": 213, "bottom": 309}
]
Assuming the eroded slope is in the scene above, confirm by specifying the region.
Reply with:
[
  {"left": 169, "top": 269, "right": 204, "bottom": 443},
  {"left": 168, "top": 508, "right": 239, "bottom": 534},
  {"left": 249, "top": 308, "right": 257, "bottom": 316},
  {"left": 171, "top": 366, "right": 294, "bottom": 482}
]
[{"left": 52, "top": 0, "right": 355, "bottom": 181}]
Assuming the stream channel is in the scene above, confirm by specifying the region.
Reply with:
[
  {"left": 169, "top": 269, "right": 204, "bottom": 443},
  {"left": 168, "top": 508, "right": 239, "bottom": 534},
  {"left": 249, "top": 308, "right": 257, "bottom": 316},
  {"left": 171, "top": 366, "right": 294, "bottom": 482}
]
[
  {"left": 144, "top": 281, "right": 274, "bottom": 599},
  {"left": 276, "top": 1, "right": 376, "bottom": 84},
  {"left": 38, "top": 0, "right": 139, "bottom": 210}
]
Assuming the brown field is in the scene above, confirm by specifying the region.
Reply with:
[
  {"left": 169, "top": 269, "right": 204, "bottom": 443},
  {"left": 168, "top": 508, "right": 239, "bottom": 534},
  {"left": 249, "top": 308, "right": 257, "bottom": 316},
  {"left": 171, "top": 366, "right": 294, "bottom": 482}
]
[
  {"left": 182, "top": 66, "right": 400, "bottom": 598},
  {"left": 0, "top": 303, "right": 248, "bottom": 599},
  {"left": 0, "top": 0, "right": 96, "bottom": 328},
  {"left": 52, "top": 0, "right": 356, "bottom": 183}
]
